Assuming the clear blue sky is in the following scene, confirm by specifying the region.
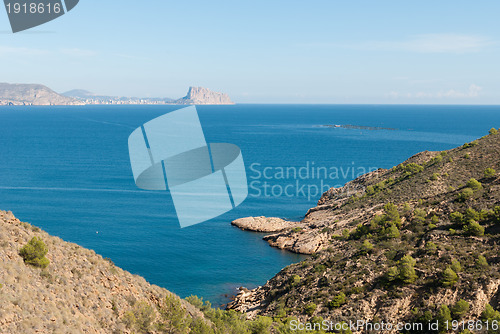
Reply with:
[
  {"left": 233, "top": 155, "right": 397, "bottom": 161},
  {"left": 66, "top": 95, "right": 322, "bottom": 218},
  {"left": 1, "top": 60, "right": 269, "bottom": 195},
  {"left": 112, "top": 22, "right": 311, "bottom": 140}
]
[{"left": 1, "top": 0, "right": 499, "bottom": 103}]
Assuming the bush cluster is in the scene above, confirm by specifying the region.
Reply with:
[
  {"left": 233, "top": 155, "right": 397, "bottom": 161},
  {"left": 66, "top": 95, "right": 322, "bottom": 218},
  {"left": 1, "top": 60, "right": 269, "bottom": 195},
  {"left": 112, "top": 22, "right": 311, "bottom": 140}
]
[
  {"left": 462, "top": 141, "right": 478, "bottom": 149},
  {"left": 401, "top": 163, "right": 424, "bottom": 176},
  {"left": 366, "top": 178, "right": 395, "bottom": 196},
  {"left": 327, "top": 292, "right": 346, "bottom": 309},
  {"left": 351, "top": 203, "right": 402, "bottom": 240},
  {"left": 449, "top": 207, "right": 500, "bottom": 236}
]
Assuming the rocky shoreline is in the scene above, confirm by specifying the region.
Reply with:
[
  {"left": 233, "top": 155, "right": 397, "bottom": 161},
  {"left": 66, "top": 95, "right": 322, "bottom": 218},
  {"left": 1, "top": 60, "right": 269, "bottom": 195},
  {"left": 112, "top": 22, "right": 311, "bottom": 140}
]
[
  {"left": 232, "top": 215, "right": 332, "bottom": 255},
  {"left": 231, "top": 169, "right": 388, "bottom": 255}
]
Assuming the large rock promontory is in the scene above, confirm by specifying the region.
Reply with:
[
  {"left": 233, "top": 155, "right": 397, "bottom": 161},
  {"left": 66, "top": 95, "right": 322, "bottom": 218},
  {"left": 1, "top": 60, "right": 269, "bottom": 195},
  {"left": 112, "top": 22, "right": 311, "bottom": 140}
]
[{"left": 174, "top": 86, "right": 234, "bottom": 105}]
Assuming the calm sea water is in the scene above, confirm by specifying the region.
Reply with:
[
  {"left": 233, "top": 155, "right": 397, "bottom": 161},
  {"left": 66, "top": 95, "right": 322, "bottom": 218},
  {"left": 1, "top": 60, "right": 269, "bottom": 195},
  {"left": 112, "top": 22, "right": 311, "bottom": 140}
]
[{"left": 1, "top": 104, "right": 499, "bottom": 305}]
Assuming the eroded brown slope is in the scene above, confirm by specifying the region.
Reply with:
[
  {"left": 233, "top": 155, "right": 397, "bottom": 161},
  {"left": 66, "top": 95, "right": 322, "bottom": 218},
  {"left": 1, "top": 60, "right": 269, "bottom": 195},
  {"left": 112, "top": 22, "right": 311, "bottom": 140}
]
[{"left": 0, "top": 211, "right": 203, "bottom": 333}]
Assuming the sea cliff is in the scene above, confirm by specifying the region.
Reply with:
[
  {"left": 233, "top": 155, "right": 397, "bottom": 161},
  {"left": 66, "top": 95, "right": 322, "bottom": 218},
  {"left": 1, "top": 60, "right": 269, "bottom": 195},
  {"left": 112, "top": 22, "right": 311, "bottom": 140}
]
[{"left": 175, "top": 86, "right": 235, "bottom": 105}]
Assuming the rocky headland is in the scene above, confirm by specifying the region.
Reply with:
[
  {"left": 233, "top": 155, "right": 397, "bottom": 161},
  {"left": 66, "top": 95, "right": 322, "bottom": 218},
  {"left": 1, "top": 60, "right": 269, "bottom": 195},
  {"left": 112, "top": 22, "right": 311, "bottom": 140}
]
[
  {"left": 0, "top": 83, "right": 83, "bottom": 106},
  {"left": 229, "top": 129, "right": 500, "bottom": 332}
]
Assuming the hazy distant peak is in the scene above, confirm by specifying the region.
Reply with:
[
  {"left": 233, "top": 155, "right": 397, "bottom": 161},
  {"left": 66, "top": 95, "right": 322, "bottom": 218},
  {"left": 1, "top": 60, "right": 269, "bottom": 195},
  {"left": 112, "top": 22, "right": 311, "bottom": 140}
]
[
  {"left": 62, "top": 89, "right": 96, "bottom": 98},
  {"left": 175, "top": 86, "right": 235, "bottom": 105}
]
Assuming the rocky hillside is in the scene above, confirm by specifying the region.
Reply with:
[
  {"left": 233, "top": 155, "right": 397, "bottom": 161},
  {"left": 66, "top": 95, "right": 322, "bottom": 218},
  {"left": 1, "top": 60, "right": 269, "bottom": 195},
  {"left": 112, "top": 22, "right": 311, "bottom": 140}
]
[
  {"left": 175, "top": 87, "right": 234, "bottom": 105},
  {"left": 0, "top": 210, "right": 211, "bottom": 333},
  {"left": 229, "top": 129, "right": 500, "bottom": 332},
  {"left": 0, "top": 83, "right": 83, "bottom": 106},
  {"left": 0, "top": 210, "right": 298, "bottom": 334}
]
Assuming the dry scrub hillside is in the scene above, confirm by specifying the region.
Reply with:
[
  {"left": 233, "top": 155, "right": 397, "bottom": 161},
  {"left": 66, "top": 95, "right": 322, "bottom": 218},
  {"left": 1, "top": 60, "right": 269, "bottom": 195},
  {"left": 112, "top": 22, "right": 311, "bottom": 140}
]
[
  {"left": 0, "top": 210, "right": 204, "bottom": 333},
  {"left": 229, "top": 129, "right": 500, "bottom": 333}
]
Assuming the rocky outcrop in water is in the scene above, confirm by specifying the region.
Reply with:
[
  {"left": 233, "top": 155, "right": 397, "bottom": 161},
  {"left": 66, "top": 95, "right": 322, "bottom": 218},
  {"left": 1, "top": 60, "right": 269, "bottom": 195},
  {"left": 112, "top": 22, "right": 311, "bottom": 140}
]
[
  {"left": 231, "top": 216, "right": 301, "bottom": 233},
  {"left": 174, "top": 87, "right": 234, "bottom": 105}
]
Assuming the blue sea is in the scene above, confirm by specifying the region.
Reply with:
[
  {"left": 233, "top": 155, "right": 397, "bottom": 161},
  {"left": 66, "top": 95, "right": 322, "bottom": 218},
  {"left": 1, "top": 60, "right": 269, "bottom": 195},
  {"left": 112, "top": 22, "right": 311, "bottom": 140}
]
[{"left": 1, "top": 104, "right": 499, "bottom": 306}]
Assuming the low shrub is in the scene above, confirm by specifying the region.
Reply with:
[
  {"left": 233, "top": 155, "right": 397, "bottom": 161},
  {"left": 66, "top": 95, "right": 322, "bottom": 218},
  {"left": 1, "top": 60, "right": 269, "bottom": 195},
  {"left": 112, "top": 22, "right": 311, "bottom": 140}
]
[
  {"left": 413, "top": 209, "right": 427, "bottom": 224},
  {"left": 484, "top": 168, "right": 497, "bottom": 178},
  {"left": 476, "top": 255, "right": 489, "bottom": 269},
  {"left": 360, "top": 240, "right": 374, "bottom": 254},
  {"left": 366, "top": 185, "right": 375, "bottom": 195},
  {"left": 482, "top": 304, "right": 500, "bottom": 322},
  {"left": 463, "top": 221, "right": 484, "bottom": 236},
  {"left": 123, "top": 301, "right": 156, "bottom": 333},
  {"left": 313, "top": 264, "right": 326, "bottom": 273},
  {"left": 425, "top": 242, "right": 437, "bottom": 254},
  {"left": 327, "top": 292, "right": 347, "bottom": 309},
  {"left": 289, "top": 275, "right": 301, "bottom": 287},
  {"left": 428, "top": 155, "right": 443, "bottom": 166},
  {"left": 451, "top": 259, "right": 462, "bottom": 273},
  {"left": 19, "top": 237, "right": 49, "bottom": 268},
  {"left": 457, "top": 188, "right": 474, "bottom": 202},
  {"left": 387, "top": 255, "right": 417, "bottom": 284},
  {"left": 249, "top": 316, "right": 273, "bottom": 334},
  {"left": 402, "top": 163, "right": 424, "bottom": 176},
  {"left": 437, "top": 305, "right": 452, "bottom": 332},
  {"left": 463, "top": 141, "right": 478, "bottom": 149},
  {"left": 382, "top": 224, "right": 400, "bottom": 239},
  {"left": 451, "top": 300, "right": 470, "bottom": 319},
  {"left": 441, "top": 267, "right": 458, "bottom": 288},
  {"left": 466, "top": 178, "right": 483, "bottom": 190},
  {"left": 304, "top": 303, "right": 317, "bottom": 316},
  {"left": 450, "top": 212, "right": 464, "bottom": 224}
]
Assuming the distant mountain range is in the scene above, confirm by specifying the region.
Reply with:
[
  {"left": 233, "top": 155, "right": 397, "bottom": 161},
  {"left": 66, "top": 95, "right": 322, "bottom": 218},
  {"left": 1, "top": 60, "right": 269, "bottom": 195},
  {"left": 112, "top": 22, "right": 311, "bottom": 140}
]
[{"left": 0, "top": 83, "right": 234, "bottom": 106}]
